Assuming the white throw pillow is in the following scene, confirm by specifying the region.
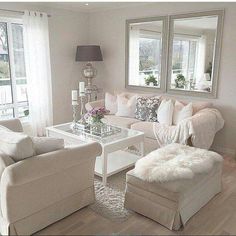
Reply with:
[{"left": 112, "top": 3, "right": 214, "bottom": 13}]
[
  {"left": 173, "top": 100, "right": 193, "bottom": 125},
  {"left": 0, "top": 130, "right": 35, "bottom": 162},
  {"left": 156, "top": 99, "right": 174, "bottom": 125},
  {"left": 32, "top": 137, "right": 64, "bottom": 155},
  {"left": 115, "top": 95, "right": 137, "bottom": 118},
  {"left": 105, "top": 92, "right": 117, "bottom": 114}
]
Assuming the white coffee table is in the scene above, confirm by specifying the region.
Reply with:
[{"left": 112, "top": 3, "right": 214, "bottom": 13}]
[{"left": 46, "top": 123, "right": 144, "bottom": 185}]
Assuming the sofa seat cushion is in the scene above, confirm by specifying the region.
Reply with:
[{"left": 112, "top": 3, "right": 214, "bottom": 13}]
[
  {"left": 0, "top": 151, "right": 15, "bottom": 179},
  {"left": 102, "top": 115, "right": 138, "bottom": 128},
  {"left": 131, "top": 122, "right": 156, "bottom": 139}
]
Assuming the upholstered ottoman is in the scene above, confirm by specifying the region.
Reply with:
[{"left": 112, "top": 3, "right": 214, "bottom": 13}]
[{"left": 124, "top": 143, "right": 223, "bottom": 230}]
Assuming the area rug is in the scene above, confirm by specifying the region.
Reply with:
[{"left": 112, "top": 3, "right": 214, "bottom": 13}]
[{"left": 89, "top": 170, "right": 132, "bottom": 222}]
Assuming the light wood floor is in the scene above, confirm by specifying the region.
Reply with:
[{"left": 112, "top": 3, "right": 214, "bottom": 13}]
[{"left": 36, "top": 157, "right": 236, "bottom": 235}]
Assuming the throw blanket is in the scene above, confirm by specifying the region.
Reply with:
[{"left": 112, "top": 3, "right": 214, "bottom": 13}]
[
  {"left": 153, "top": 108, "right": 224, "bottom": 149},
  {"left": 134, "top": 143, "right": 223, "bottom": 183}
]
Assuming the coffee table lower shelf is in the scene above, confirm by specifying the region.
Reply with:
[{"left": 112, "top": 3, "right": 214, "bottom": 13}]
[{"left": 95, "top": 150, "right": 140, "bottom": 179}]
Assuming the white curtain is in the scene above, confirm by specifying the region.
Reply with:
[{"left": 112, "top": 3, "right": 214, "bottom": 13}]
[
  {"left": 195, "top": 35, "right": 207, "bottom": 84},
  {"left": 23, "top": 11, "right": 53, "bottom": 136},
  {"left": 129, "top": 27, "right": 140, "bottom": 85}
]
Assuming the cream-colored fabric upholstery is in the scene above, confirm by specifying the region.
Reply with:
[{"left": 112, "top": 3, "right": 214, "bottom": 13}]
[
  {"left": 125, "top": 162, "right": 222, "bottom": 230},
  {"left": 0, "top": 130, "right": 35, "bottom": 162},
  {"left": 0, "top": 152, "right": 14, "bottom": 179},
  {"left": 32, "top": 136, "right": 64, "bottom": 155},
  {"left": 102, "top": 115, "right": 138, "bottom": 128},
  {"left": 0, "top": 119, "right": 102, "bottom": 236},
  {"left": 131, "top": 122, "right": 156, "bottom": 139},
  {"left": 0, "top": 119, "right": 23, "bottom": 133}
]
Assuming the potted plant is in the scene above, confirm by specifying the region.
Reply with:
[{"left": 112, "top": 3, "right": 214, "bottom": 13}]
[
  {"left": 175, "top": 74, "right": 187, "bottom": 89},
  {"left": 145, "top": 75, "right": 158, "bottom": 87}
]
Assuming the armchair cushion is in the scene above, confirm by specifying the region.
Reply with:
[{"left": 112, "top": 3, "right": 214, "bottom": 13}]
[
  {"left": 32, "top": 137, "right": 64, "bottom": 155},
  {"left": 0, "top": 129, "right": 35, "bottom": 162}
]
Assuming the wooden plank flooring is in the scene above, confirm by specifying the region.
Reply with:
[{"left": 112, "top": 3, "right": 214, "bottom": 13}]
[{"left": 36, "top": 157, "right": 236, "bottom": 235}]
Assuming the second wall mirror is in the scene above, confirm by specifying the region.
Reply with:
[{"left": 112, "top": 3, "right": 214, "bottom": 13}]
[{"left": 167, "top": 10, "right": 224, "bottom": 98}]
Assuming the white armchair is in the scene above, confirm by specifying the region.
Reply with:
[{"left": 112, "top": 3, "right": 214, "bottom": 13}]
[{"left": 0, "top": 119, "right": 102, "bottom": 235}]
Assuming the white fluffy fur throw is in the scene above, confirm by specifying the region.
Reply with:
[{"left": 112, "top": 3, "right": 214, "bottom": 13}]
[{"left": 134, "top": 143, "right": 223, "bottom": 183}]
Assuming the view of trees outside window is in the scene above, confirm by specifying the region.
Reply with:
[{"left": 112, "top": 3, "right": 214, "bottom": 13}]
[
  {"left": 0, "top": 19, "right": 28, "bottom": 120},
  {"left": 171, "top": 38, "right": 197, "bottom": 89},
  {"left": 139, "top": 36, "right": 161, "bottom": 87}
]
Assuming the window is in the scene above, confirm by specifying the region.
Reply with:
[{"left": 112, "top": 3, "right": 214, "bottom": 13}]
[
  {"left": 139, "top": 31, "right": 162, "bottom": 87},
  {"left": 171, "top": 36, "right": 198, "bottom": 90},
  {"left": 0, "top": 18, "right": 28, "bottom": 121}
]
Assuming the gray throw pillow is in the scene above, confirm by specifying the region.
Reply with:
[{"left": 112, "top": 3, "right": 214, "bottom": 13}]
[
  {"left": 135, "top": 96, "right": 161, "bottom": 122},
  {"left": 135, "top": 97, "right": 147, "bottom": 121}
]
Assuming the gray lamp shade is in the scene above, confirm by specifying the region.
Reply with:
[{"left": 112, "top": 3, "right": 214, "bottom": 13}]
[{"left": 75, "top": 45, "right": 103, "bottom": 62}]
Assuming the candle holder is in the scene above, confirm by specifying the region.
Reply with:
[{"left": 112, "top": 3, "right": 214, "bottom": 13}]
[
  {"left": 78, "top": 93, "right": 87, "bottom": 125},
  {"left": 71, "top": 101, "right": 79, "bottom": 130}
]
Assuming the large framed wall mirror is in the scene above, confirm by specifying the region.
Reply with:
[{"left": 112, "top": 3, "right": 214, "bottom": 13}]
[
  {"left": 125, "top": 16, "right": 168, "bottom": 92},
  {"left": 125, "top": 10, "right": 224, "bottom": 98},
  {"left": 167, "top": 10, "right": 224, "bottom": 98}
]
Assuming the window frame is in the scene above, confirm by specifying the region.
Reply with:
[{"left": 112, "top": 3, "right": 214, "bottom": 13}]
[{"left": 0, "top": 16, "right": 28, "bottom": 120}]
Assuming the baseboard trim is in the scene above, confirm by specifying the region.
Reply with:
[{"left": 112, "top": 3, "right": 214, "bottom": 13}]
[{"left": 211, "top": 146, "right": 235, "bottom": 158}]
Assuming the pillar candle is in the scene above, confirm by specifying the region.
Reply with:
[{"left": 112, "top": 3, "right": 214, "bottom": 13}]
[
  {"left": 71, "top": 90, "right": 78, "bottom": 101},
  {"left": 79, "top": 82, "right": 85, "bottom": 93}
]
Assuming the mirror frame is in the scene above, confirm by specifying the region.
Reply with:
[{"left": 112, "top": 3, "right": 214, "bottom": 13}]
[
  {"left": 166, "top": 10, "right": 224, "bottom": 98},
  {"left": 125, "top": 16, "right": 168, "bottom": 93}
]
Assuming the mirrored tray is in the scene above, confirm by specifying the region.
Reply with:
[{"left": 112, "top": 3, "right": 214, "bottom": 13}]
[{"left": 73, "top": 122, "right": 122, "bottom": 138}]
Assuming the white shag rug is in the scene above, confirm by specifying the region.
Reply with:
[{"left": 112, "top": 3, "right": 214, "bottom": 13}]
[{"left": 134, "top": 143, "right": 223, "bottom": 183}]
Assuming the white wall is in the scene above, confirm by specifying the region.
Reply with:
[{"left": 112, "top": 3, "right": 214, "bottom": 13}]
[
  {"left": 0, "top": 2, "right": 89, "bottom": 125},
  {"left": 88, "top": 2, "right": 236, "bottom": 156}
]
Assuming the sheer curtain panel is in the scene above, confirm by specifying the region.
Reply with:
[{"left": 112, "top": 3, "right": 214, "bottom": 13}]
[{"left": 23, "top": 11, "right": 53, "bottom": 136}]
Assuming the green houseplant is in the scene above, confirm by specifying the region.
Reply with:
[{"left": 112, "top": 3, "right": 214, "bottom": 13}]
[
  {"left": 145, "top": 75, "right": 158, "bottom": 86},
  {"left": 175, "top": 74, "right": 187, "bottom": 89}
]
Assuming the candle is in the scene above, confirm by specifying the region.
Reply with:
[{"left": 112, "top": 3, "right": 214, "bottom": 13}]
[
  {"left": 79, "top": 82, "right": 85, "bottom": 93},
  {"left": 71, "top": 90, "right": 78, "bottom": 101}
]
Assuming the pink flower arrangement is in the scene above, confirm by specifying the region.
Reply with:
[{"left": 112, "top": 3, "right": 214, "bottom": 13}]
[{"left": 85, "top": 107, "right": 110, "bottom": 123}]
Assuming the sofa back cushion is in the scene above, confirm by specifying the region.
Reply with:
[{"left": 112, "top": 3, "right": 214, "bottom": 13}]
[
  {"left": 32, "top": 137, "right": 64, "bottom": 155},
  {"left": 161, "top": 96, "right": 212, "bottom": 114}
]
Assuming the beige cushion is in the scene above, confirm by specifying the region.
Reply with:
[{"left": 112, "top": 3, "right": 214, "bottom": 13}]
[
  {"left": 131, "top": 122, "right": 156, "bottom": 139},
  {"left": 0, "top": 130, "right": 35, "bottom": 162},
  {"left": 0, "top": 119, "right": 23, "bottom": 132},
  {"left": 102, "top": 115, "right": 138, "bottom": 128},
  {"left": 32, "top": 137, "right": 64, "bottom": 155}
]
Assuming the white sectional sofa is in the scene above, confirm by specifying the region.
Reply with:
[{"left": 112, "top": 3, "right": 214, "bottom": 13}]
[{"left": 85, "top": 92, "right": 224, "bottom": 154}]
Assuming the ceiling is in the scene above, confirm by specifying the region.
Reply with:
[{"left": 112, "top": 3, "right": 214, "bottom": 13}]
[{"left": 33, "top": 2, "right": 149, "bottom": 13}]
